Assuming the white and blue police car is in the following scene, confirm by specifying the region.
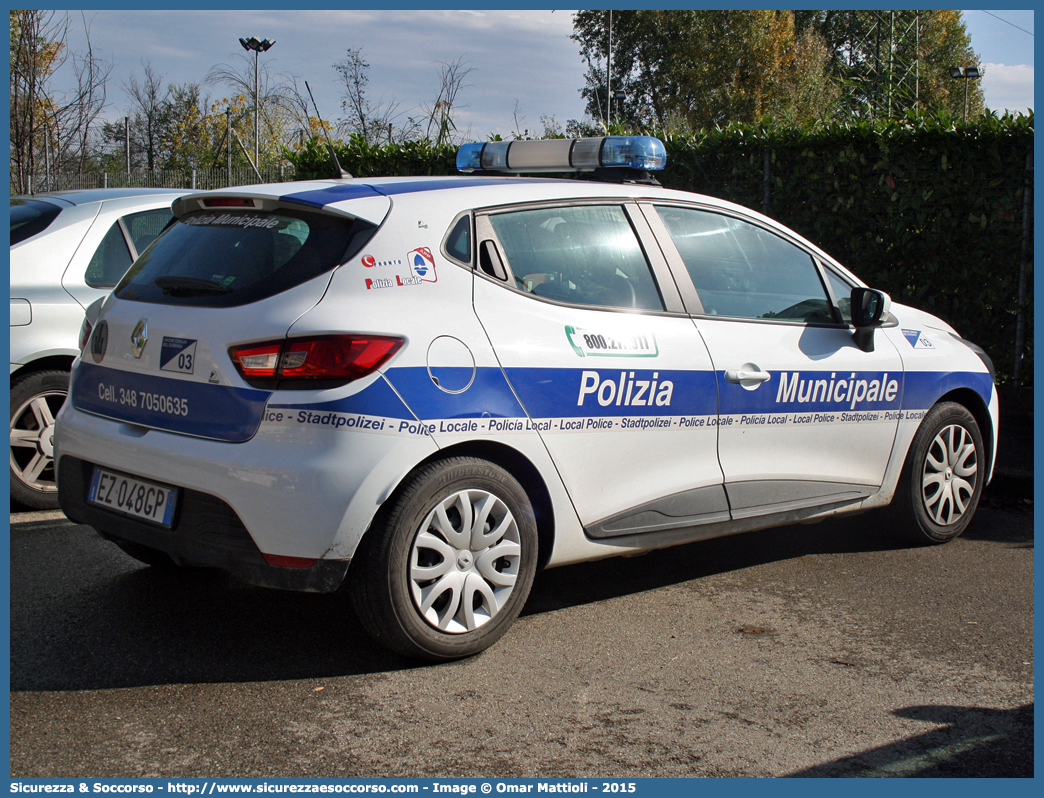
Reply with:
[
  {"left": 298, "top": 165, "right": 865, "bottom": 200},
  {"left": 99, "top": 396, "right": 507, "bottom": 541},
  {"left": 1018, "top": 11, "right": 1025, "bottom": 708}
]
[{"left": 55, "top": 136, "right": 998, "bottom": 660}]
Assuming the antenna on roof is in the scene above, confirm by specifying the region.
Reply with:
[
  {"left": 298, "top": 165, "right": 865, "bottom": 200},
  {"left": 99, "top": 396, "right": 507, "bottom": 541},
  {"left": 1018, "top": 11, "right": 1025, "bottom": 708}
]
[{"left": 305, "top": 81, "right": 352, "bottom": 179}]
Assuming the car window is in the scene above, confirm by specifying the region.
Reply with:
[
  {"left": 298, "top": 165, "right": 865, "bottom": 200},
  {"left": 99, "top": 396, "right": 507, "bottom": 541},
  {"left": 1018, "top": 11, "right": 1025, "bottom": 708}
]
[
  {"left": 654, "top": 205, "right": 834, "bottom": 323},
  {"left": 122, "top": 208, "right": 174, "bottom": 255},
  {"left": 824, "top": 268, "right": 853, "bottom": 322},
  {"left": 114, "top": 208, "right": 377, "bottom": 308},
  {"left": 489, "top": 205, "right": 664, "bottom": 311},
  {"left": 10, "top": 199, "right": 62, "bottom": 245},
  {"left": 84, "top": 222, "right": 133, "bottom": 288},
  {"left": 445, "top": 215, "right": 471, "bottom": 264}
]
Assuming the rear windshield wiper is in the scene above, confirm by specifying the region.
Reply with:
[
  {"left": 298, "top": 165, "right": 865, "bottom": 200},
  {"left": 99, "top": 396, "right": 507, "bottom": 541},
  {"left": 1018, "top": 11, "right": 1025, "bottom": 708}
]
[{"left": 154, "top": 276, "right": 233, "bottom": 296}]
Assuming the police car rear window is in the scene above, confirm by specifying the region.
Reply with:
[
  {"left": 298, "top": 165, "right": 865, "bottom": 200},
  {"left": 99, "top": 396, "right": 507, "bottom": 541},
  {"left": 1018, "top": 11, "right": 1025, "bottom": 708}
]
[{"left": 114, "top": 208, "right": 376, "bottom": 307}]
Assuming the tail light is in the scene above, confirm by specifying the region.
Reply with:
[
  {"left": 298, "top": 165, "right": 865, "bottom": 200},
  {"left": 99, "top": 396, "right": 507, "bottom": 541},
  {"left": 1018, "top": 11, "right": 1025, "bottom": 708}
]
[
  {"left": 229, "top": 335, "right": 403, "bottom": 385},
  {"left": 78, "top": 317, "right": 93, "bottom": 354}
]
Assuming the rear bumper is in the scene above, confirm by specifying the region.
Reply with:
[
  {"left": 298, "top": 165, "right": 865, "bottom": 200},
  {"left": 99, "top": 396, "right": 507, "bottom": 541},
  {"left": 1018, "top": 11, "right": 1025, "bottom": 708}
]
[{"left": 59, "top": 455, "right": 349, "bottom": 592}]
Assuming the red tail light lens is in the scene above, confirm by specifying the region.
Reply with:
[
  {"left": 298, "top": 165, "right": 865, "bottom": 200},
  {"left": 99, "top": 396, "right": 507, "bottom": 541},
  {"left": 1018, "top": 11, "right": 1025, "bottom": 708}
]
[
  {"left": 78, "top": 318, "right": 94, "bottom": 353},
  {"left": 229, "top": 335, "right": 403, "bottom": 384}
]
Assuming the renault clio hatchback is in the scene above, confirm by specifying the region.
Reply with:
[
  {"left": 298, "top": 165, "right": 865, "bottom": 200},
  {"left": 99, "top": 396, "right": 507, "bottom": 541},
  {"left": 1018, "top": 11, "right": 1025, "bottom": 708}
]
[{"left": 55, "top": 137, "right": 997, "bottom": 660}]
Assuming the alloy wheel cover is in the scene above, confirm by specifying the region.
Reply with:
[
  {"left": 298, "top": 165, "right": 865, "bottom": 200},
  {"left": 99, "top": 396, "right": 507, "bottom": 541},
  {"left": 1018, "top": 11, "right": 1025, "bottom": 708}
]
[
  {"left": 921, "top": 423, "right": 978, "bottom": 526},
  {"left": 409, "top": 489, "right": 522, "bottom": 633},
  {"left": 10, "top": 390, "right": 65, "bottom": 493}
]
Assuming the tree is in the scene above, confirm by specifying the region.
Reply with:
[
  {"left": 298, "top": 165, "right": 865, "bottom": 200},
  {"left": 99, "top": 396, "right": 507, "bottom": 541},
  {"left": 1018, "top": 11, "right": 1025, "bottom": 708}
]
[
  {"left": 792, "top": 10, "right": 983, "bottom": 119},
  {"left": 207, "top": 51, "right": 309, "bottom": 164},
  {"left": 420, "top": 57, "right": 475, "bottom": 146},
  {"left": 10, "top": 10, "right": 111, "bottom": 192},
  {"left": 572, "top": 10, "right": 839, "bottom": 132},
  {"left": 573, "top": 10, "right": 984, "bottom": 132},
  {"left": 123, "top": 61, "right": 167, "bottom": 169},
  {"left": 334, "top": 47, "right": 410, "bottom": 145}
]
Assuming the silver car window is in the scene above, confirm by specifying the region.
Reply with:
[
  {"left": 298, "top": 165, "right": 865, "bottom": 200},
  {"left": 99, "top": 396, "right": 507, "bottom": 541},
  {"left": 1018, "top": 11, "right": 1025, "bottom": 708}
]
[
  {"left": 489, "top": 205, "right": 664, "bottom": 311},
  {"left": 654, "top": 205, "right": 833, "bottom": 323}
]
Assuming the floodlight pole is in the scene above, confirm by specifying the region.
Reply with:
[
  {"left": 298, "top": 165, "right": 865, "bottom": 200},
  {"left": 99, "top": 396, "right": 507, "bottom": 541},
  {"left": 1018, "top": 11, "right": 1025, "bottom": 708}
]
[
  {"left": 253, "top": 49, "right": 259, "bottom": 166},
  {"left": 948, "top": 66, "right": 981, "bottom": 123},
  {"left": 240, "top": 37, "right": 275, "bottom": 169},
  {"left": 606, "top": 10, "right": 612, "bottom": 133}
]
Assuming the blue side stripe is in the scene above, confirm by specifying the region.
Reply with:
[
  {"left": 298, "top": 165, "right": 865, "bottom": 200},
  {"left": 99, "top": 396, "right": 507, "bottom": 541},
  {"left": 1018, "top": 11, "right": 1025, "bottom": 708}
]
[
  {"left": 384, "top": 367, "right": 527, "bottom": 420},
  {"left": 721, "top": 369, "right": 991, "bottom": 415},
  {"left": 901, "top": 370, "right": 993, "bottom": 410},
  {"left": 724, "top": 370, "right": 902, "bottom": 415},
  {"left": 71, "top": 362, "right": 270, "bottom": 442},
  {"left": 271, "top": 367, "right": 991, "bottom": 424},
  {"left": 506, "top": 367, "right": 718, "bottom": 418},
  {"left": 268, "top": 374, "right": 415, "bottom": 420}
]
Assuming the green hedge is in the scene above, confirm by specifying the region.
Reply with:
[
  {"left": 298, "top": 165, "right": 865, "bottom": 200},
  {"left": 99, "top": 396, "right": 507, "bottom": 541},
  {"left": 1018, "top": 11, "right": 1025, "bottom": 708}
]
[
  {"left": 291, "top": 135, "right": 458, "bottom": 180},
  {"left": 290, "top": 115, "right": 1033, "bottom": 385}
]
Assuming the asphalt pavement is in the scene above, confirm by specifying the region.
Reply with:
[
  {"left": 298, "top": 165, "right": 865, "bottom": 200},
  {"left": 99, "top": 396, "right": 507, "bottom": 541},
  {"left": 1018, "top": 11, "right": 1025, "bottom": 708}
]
[{"left": 9, "top": 488, "right": 1033, "bottom": 778}]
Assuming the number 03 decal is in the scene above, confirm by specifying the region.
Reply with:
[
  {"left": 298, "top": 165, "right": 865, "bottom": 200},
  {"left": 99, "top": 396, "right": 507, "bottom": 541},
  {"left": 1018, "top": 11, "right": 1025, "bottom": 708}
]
[{"left": 160, "top": 337, "right": 198, "bottom": 374}]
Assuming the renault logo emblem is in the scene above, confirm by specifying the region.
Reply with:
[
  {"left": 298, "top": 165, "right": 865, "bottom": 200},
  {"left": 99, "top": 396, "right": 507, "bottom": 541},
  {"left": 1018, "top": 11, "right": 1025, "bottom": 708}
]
[{"left": 131, "top": 318, "right": 149, "bottom": 358}]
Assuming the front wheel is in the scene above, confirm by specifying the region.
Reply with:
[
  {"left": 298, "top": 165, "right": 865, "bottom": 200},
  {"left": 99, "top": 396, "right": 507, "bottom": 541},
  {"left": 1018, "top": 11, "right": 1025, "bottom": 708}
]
[
  {"left": 892, "top": 401, "right": 985, "bottom": 545},
  {"left": 350, "top": 457, "right": 539, "bottom": 661}
]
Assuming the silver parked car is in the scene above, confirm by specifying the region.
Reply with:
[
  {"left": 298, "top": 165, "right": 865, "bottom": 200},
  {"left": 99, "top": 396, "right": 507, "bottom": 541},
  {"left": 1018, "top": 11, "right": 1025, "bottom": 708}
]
[{"left": 10, "top": 188, "right": 182, "bottom": 508}]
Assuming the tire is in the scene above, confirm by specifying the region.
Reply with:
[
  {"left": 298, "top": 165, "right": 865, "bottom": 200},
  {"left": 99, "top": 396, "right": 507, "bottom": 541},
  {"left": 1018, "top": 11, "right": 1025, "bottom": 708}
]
[
  {"left": 10, "top": 369, "right": 69, "bottom": 510},
  {"left": 350, "top": 457, "right": 539, "bottom": 661},
  {"left": 892, "top": 401, "right": 985, "bottom": 545},
  {"left": 112, "top": 539, "right": 178, "bottom": 568}
]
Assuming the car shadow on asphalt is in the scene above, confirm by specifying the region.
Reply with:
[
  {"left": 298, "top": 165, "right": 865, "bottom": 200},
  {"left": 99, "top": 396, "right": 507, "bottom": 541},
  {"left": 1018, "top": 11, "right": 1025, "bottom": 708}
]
[
  {"left": 9, "top": 501, "right": 1029, "bottom": 693},
  {"left": 785, "top": 703, "right": 1034, "bottom": 777},
  {"left": 523, "top": 499, "right": 1030, "bottom": 616}
]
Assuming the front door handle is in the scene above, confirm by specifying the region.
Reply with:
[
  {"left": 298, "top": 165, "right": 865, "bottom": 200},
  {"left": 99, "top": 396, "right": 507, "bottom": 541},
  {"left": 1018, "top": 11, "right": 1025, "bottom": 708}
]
[{"left": 724, "top": 368, "right": 771, "bottom": 384}]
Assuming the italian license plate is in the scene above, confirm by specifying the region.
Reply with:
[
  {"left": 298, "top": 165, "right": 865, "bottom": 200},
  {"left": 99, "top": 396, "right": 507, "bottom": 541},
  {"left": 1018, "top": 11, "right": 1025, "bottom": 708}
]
[{"left": 87, "top": 467, "right": 178, "bottom": 527}]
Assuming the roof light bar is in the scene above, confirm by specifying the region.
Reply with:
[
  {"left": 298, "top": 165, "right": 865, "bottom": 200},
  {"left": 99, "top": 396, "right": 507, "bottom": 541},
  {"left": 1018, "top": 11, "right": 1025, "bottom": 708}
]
[{"left": 456, "top": 136, "right": 666, "bottom": 174}]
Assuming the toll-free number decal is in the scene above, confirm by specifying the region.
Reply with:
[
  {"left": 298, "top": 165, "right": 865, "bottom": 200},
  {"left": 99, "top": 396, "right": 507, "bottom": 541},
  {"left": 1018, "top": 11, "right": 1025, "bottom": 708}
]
[
  {"left": 566, "top": 325, "right": 659, "bottom": 358},
  {"left": 160, "top": 337, "right": 197, "bottom": 374}
]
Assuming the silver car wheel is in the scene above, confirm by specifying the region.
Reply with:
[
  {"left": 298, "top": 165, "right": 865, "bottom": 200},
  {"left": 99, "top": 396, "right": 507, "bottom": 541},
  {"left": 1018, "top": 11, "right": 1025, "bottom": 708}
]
[
  {"left": 409, "top": 488, "right": 522, "bottom": 634},
  {"left": 921, "top": 423, "right": 978, "bottom": 526},
  {"left": 10, "top": 388, "right": 65, "bottom": 495}
]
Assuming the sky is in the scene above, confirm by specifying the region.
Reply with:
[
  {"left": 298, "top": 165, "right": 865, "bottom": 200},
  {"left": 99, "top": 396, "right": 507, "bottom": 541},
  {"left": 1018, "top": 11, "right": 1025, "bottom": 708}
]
[{"left": 52, "top": 8, "right": 1035, "bottom": 142}]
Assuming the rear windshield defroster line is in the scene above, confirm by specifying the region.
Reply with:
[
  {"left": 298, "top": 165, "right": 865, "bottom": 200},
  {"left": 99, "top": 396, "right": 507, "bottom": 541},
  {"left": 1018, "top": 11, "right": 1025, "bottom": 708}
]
[{"left": 114, "top": 207, "right": 377, "bottom": 307}]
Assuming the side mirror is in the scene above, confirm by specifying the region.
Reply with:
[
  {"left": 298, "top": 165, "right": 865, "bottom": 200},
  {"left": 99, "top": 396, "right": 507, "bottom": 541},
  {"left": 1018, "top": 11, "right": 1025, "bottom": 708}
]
[{"left": 850, "top": 287, "right": 890, "bottom": 352}]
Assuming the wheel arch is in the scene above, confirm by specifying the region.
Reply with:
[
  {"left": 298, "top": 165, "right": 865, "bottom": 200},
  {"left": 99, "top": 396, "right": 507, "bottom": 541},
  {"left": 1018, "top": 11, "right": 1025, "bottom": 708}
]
[
  {"left": 378, "top": 439, "right": 556, "bottom": 571},
  {"left": 11, "top": 355, "right": 76, "bottom": 384},
  {"left": 936, "top": 386, "right": 995, "bottom": 483}
]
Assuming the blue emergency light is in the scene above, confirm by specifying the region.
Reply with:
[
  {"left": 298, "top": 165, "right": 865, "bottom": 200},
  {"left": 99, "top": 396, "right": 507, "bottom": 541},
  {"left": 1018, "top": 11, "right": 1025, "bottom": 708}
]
[{"left": 456, "top": 136, "right": 667, "bottom": 174}]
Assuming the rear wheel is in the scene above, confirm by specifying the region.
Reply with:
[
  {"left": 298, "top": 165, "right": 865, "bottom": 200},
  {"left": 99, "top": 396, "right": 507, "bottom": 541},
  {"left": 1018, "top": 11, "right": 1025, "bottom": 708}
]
[
  {"left": 892, "top": 401, "right": 984, "bottom": 545},
  {"left": 10, "top": 369, "right": 69, "bottom": 509},
  {"left": 350, "top": 457, "right": 538, "bottom": 661}
]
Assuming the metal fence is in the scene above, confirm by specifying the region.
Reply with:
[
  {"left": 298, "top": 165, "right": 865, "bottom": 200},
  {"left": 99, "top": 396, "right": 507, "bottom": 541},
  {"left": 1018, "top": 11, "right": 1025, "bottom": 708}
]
[{"left": 13, "top": 165, "right": 297, "bottom": 195}]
